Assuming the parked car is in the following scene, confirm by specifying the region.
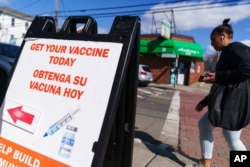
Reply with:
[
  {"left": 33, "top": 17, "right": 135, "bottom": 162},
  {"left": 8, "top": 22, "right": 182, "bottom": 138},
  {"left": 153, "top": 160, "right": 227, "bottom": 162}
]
[
  {"left": 0, "top": 42, "right": 20, "bottom": 95},
  {"left": 138, "top": 64, "right": 153, "bottom": 86}
]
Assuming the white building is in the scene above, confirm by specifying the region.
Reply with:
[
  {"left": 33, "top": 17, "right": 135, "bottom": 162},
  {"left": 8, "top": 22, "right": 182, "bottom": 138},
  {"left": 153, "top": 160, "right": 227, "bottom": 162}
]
[{"left": 0, "top": 7, "right": 33, "bottom": 46}]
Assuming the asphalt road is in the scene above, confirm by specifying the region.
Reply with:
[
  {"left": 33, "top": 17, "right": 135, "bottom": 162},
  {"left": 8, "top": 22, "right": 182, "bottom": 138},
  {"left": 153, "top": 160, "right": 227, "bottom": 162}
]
[{"left": 135, "top": 86, "right": 174, "bottom": 144}]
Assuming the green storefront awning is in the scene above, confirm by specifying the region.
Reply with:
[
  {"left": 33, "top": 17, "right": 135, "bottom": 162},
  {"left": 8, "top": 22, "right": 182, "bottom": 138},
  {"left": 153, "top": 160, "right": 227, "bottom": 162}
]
[{"left": 140, "top": 39, "right": 204, "bottom": 59}]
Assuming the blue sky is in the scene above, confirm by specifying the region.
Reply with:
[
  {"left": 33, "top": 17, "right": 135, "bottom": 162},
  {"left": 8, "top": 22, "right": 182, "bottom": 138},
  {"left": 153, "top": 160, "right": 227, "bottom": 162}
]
[{"left": 1, "top": 0, "right": 250, "bottom": 54}]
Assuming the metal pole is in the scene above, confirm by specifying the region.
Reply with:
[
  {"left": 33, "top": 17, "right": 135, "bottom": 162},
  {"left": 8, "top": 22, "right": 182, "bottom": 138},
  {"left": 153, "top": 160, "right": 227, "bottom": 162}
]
[
  {"left": 54, "top": 0, "right": 58, "bottom": 30},
  {"left": 174, "top": 54, "right": 179, "bottom": 87}
]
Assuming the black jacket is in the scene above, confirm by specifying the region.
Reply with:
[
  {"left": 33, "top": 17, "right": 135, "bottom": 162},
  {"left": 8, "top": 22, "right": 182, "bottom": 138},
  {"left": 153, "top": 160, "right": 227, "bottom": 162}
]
[{"left": 199, "top": 42, "right": 250, "bottom": 106}]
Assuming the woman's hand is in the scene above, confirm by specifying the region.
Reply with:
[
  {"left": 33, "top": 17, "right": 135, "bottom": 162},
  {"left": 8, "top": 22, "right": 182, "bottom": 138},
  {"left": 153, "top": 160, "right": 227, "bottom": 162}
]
[
  {"left": 203, "top": 72, "right": 215, "bottom": 83},
  {"left": 195, "top": 103, "right": 204, "bottom": 112}
]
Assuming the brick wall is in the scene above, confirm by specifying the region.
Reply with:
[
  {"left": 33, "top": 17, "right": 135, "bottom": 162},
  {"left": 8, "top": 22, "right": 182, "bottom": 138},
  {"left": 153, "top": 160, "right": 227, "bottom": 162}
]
[
  {"left": 139, "top": 54, "right": 171, "bottom": 84},
  {"left": 189, "top": 61, "right": 205, "bottom": 85},
  {"left": 139, "top": 54, "right": 205, "bottom": 85}
]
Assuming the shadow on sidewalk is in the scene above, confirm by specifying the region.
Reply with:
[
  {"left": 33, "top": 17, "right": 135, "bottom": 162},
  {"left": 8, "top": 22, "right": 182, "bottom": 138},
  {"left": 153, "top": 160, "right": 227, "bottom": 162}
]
[{"left": 134, "top": 130, "right": 199, "bottom": 166}]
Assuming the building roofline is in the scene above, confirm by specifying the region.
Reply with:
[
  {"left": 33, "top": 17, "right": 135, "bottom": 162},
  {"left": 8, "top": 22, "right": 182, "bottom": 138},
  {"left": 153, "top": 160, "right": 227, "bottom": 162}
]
[
  {"left": 0, "top": 6, "right": 34, "bottom": 21},
  {"left": 140, "top": 33, "right": 195, "bottom": 43}
]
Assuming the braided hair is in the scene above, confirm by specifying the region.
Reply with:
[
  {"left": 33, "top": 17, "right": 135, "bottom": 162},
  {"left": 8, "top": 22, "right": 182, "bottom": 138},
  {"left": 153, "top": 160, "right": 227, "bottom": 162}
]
[{"left": 211, "top": 18, "right": 233, "bottom": 39}]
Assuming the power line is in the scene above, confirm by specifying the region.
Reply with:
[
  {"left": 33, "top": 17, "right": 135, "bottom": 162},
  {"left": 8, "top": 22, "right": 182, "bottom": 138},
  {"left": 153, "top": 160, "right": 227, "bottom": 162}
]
[
  {"left": 38, "top": 0, "right": 186, "bottom": 15},
  {"left": 5, "top": 0, "right": 249, "bottom": 30},
  {"left": 52, "top": 0, "right": 249, "bottom": 19},
  {"left": 16, "top": 0, "right": 40, "bottom": 11}
]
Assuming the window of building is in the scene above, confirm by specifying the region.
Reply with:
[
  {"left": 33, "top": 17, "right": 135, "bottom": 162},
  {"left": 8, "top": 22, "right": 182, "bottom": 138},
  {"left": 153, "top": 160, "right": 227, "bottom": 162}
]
[
  {"left": 9, "top": 34, "right": 16, "bottom": 44},
  {"left": 11, "top": 18, "right": 15, "bottom": 27},
  {"left": 25, "top": 22, "right": 29, "bottom": 30}
]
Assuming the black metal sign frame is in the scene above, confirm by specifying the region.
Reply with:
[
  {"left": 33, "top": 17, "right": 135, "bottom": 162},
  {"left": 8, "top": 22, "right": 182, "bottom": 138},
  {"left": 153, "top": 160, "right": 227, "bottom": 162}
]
[{"left": 0, "top": 15, "right": 140, "bottom": 167}]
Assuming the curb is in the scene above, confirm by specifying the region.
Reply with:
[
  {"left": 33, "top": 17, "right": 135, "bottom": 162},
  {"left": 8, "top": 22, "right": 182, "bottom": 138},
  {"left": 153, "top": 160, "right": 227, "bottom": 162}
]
[{"left": 160, "top": 90, "right": 180, "bottom": 150}]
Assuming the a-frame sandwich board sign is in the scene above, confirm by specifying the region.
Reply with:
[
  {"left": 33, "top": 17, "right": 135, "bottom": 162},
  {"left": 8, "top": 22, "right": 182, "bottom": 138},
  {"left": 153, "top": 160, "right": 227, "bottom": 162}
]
[{"left": 0, "top": 15, "right": 140, "bottom": 167}]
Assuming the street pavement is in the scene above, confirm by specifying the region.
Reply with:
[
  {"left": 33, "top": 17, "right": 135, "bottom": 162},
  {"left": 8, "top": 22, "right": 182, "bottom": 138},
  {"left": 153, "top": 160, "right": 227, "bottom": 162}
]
[{"left": 132, "top": 82, "right": 250, "bottom": 167}]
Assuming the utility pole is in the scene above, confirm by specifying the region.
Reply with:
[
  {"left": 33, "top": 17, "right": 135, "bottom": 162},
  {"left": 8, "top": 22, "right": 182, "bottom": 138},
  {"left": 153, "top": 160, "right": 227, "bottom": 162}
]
[
  {"left": 55, "top": 0, "right": 58, "bottom": 30},
  {"left": 170, "top": 9, "right": 177, "bottom": 34},
  {"left": 151, "top": 9, "right": 179, "bottom": 34}
]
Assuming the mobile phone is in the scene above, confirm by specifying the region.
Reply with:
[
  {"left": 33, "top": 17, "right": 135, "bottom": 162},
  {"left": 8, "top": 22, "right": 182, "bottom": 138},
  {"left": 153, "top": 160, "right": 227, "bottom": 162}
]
[
  {"left": 198, "top": 75, "right": 205, "bottom": 82},
  {"left": 198, "top": 72, "right": 209, "bottom": 82}
]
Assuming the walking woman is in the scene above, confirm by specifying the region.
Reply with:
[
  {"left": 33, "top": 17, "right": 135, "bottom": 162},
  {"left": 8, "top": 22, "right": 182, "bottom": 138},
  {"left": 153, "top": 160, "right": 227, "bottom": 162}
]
[{"left": 195, "top": 18, "right": 250, "bottom": 167}]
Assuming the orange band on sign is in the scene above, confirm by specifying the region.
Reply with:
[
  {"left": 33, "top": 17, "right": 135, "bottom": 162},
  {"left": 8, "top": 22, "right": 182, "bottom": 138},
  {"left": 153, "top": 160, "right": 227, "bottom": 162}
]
[{"left": 0, "top": 137, "right": 70, "bottom": 167}]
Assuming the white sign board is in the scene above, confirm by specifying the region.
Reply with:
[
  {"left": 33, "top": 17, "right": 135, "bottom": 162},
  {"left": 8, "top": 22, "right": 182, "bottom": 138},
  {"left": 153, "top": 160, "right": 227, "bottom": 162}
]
[
  {"left": 0, "top": 38, "right": 123, "bottom": 167},
  {"left": 161, "top": 20, "right": 171, "bottom": 39}
]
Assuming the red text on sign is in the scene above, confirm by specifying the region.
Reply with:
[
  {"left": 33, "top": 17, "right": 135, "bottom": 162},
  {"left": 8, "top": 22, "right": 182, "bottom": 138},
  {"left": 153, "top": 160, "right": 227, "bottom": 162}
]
[
  {"left": 30, "top": 81, "right": 61, "bottom": 95},
  {"left": 69, "top": 46, "right": 110, "bottom": 58},
  {"left": 73, "top": 76, "right": 88, "bottom": 86},
  {"left": 33, "top": 69, "right": 71, "bottom": 83},
  {"left": 46, "top": 44, "right": 67, "bottom": 53},
  {"left": 49, "top": 56, "right": 76, "bottom": 66},
  {"left": 63, "top": 88, "right": 84, "bottom": 100},
  {"left": 30, "top": 43, "right": 45, "bottom": 51}
]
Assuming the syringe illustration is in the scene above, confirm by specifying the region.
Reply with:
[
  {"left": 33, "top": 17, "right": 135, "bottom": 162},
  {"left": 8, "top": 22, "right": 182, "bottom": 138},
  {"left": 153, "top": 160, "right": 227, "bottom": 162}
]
[{"left": 43, "top": 106, "right": 80, "bottom": 137}]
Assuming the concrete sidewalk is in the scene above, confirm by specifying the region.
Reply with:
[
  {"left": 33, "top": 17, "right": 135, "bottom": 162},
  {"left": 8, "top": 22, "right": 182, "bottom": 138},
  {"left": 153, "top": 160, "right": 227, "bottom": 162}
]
[
  {"left": 178, "top": 85, "right": 250, "bottom": 167},
  {"left": 133, "top": 89, "right": 186, "bottom": 167},
  {"left": 133, "top": 82, "right": 250, "bottom": 167},
  {"left": 132, "top": 83, "right": 210, "bottom": 167}
]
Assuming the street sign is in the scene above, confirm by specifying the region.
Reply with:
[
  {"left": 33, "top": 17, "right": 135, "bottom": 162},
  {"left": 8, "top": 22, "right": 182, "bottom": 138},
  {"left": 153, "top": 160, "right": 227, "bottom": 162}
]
[
  {"left": 161, "top": 20, "right": 171, "bottom": 39},
  {"left": 0, "top": 16, "right": 140, "bottom": 167}
]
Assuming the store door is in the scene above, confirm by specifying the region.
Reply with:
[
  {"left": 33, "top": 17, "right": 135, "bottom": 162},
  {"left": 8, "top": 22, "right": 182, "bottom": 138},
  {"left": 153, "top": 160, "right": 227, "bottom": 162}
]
[{"left": 177, "top": 61, "right": 191, "bottom": 85}]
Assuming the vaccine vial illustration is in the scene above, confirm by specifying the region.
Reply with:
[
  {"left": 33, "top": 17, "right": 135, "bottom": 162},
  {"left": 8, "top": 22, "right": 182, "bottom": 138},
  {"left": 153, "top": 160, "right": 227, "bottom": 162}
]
[
  {"left": 43, "top": 106, "right": 80, "bottom": 137},
  {"left": 58, "top": 125, "right": 78, "bottom": 158}
]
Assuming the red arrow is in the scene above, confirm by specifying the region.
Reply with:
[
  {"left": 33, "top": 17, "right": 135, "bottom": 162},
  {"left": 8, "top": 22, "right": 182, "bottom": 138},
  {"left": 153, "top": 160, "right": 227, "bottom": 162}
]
[{"left": 7, "top": 106, "right": 34, "bottom": 125}]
